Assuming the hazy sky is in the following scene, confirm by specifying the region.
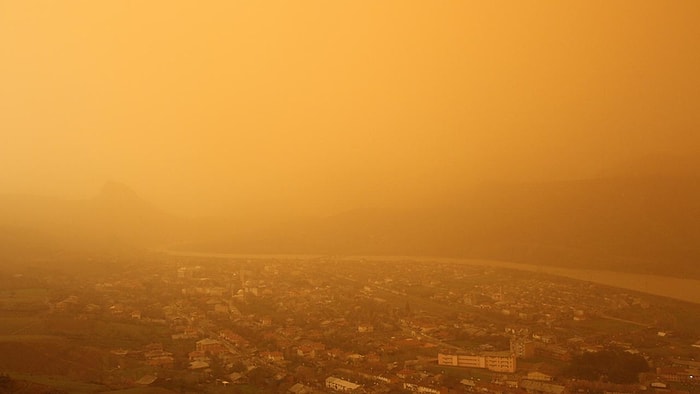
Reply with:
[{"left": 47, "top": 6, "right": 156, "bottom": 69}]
[{"left": 1, "top": 1, "right": 699, "bottom": 216}]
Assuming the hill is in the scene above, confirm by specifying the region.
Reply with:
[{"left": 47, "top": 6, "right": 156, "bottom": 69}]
[
  {"left": 0, "top": 182, "right": 186, "bottom": 259},
  {"left": 1, "top": 172, "right": 699, "bottom": 278},
  {"left": 184, "top": 175, "right": 700, "bottom": 277}
]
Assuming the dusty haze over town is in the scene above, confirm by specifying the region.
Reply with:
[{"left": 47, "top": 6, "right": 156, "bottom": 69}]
[{"left": 1, "top": 2, "right": 700, "bottom": 394}]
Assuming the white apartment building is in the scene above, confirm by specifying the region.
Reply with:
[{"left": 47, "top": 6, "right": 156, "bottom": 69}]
[
  {"left": 325, "top": 376, "right": 361, "bottom": 392},
  {"left": 438, "top": 351, "right": 516, "bottom": 373}
]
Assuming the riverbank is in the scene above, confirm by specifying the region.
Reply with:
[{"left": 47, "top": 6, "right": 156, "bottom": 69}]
[{"left": 162, "top": 250, "right": 700, "bottom": 304}]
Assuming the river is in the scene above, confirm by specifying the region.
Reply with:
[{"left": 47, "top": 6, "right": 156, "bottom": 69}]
[{"left": 162, "top": 250, "right": 700, "bottom": 305}]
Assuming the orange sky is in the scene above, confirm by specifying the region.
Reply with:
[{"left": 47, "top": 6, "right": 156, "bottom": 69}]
[{"left": 1, "top": 1, "right": 699, "bottom": 216}]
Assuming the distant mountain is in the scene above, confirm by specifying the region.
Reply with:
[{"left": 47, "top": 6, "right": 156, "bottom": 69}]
[
  {"left": 2, "top": 166, "right": 700, "bottom": 278},
  {"left": 0, "top": 182, "right": 186, "bottom": 256},
  {"left": 183, "top": 174, "right": 700, "bottom": 277},
  {"left": 600, "top": 152, "right": 700, "bottom": 179}
]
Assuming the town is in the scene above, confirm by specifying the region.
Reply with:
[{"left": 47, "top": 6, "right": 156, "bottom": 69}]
[{"left": 1, "top": 252, "right": 700, "bottom": 394}]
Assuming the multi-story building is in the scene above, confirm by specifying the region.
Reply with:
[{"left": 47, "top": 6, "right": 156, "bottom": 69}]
[
  {"left": 325, "top": 376, "right": 361, "bottom": 392},
  {"left": 510, "top": 337, "right": 536, "bottom": 359},
  {"left": 196, "top": 338, "right": 221, "bottom": 352},
  {"left": 438, "top": 351, "right": 516, "bottom": 373},
  {"left": 484, "top": 351, "right": 517, "bottom": 372}
]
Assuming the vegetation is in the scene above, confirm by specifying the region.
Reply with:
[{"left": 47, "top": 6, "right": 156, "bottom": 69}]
[{"left": 564, "top": 349, "right": 649, "bottom": 384}]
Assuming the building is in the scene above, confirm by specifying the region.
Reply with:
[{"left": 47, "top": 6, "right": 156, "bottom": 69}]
[
  {"left": 438, "top": 353, "right": 483, "bottom": 369},
  {"left": 535, "top": 344, "right": 571, "bottom": 361},
  {"left": 196, "top": 338, "right": 221, "bottom": 352},
  {"left": 527, "top": 371, "right": 554, "bottom": 381},
  {"left": 484, "top": 351, "right": 517, "bottom": 372},
  {"left": 403, "top": 383, "right": 440, "bottom": 393},
  {"left": 219, "top": 329, "right": 249, "bottom": 347},
  {"left": 325, "top": 376, "right": 361, "bottom": 392},
  {"left": 261, "top": 351, "right": 285, "bottom": 362},
  {"left": 438, "top": 351, "right": 516, "bottom": 373},
  {"left": 520, "top": 380, "right": 565, "bottom": 394},
  {"left": 511, "top": 337, "right": 536, "bottom": 359},
  {"left": 656, "top": 367, "right": 700, "bottom": 384},
  {"left": 288, "top": 383, "right": 315, "bottom": 394}
]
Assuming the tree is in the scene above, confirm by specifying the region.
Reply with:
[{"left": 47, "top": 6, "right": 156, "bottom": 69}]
[
  {"left": 564, "top": 349, "right": 649, "bottom": 384},
  {"left": 0, "top": 374, "right": 13, "bottom": 391}
]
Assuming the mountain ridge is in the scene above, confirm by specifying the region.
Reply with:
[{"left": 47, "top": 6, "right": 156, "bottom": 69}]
[
  {"left": 1, "top": 172, "right": 699, "bottom": 277},
  {"left": 179, "top": 174, "right": 700, "bottom": 277}
]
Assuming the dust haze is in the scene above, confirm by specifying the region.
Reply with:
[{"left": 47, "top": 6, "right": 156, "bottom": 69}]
[
  {"left": 2, "top": 1, "right": 699, "bottom": 218},
  {"left": 3, "top": 2, "right": 700, "bottom": 393},
  {"left": 2, "top": 0, "right": 700, "bottom": 274}
]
